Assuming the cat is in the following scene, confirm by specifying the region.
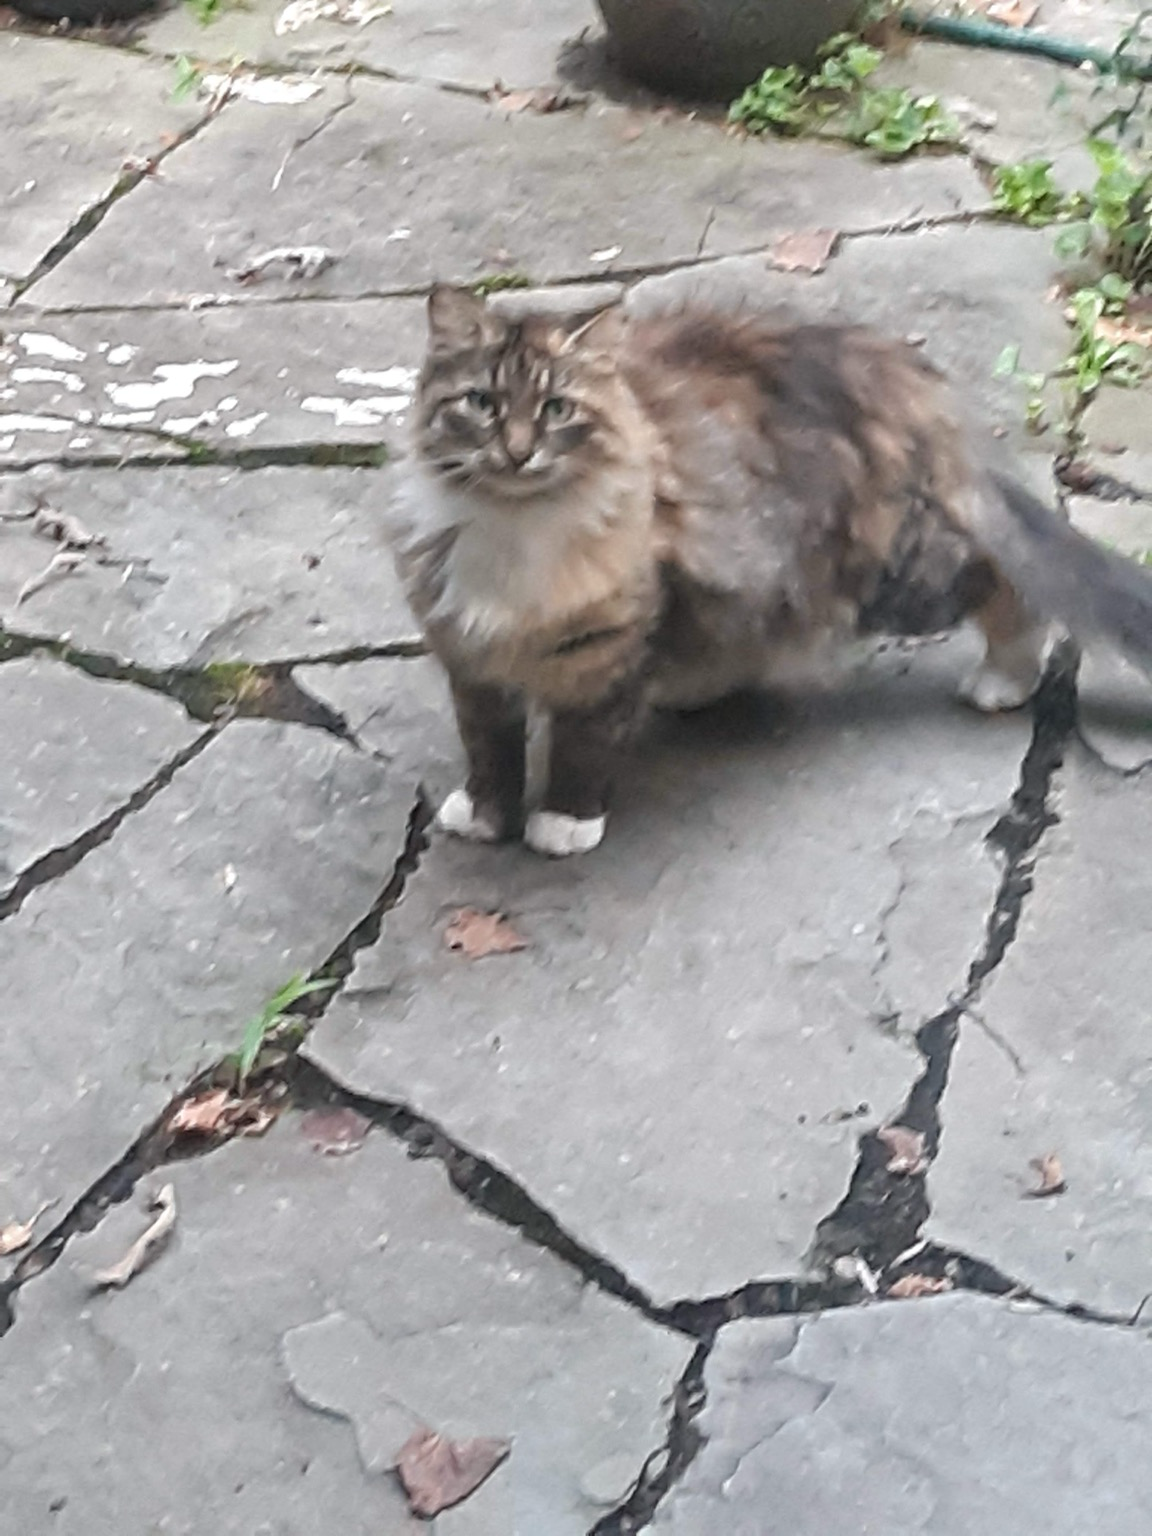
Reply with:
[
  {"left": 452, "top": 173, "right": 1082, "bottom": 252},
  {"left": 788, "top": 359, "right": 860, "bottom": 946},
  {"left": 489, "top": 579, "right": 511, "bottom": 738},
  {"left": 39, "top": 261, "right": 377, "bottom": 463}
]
[{"left": 388, "top": 283, "right": 1152, "bottom": 857}]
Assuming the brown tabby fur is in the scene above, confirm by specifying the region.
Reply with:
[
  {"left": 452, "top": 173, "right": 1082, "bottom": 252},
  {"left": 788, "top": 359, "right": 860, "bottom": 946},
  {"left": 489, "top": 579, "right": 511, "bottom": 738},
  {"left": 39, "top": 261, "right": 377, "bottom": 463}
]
[{"left": 388, "top": 285, "right": 1152, "bottom": 852}]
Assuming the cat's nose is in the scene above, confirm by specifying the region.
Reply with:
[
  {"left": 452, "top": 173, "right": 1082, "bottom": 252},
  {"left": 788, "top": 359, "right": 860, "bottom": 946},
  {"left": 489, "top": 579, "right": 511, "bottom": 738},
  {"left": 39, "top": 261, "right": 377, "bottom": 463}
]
[{"left": 502, "top": 421, "right": 535, "bottom": 469}]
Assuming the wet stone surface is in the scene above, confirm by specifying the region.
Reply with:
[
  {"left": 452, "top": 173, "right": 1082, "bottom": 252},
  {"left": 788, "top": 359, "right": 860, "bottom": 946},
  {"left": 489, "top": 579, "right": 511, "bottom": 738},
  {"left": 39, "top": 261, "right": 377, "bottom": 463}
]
[
  {"left": 651, "top": 1293, "right": 1152, "bottom": 1534},
  {"left": 5, "top": 4, "right": 1152, "bottom": 1532}
]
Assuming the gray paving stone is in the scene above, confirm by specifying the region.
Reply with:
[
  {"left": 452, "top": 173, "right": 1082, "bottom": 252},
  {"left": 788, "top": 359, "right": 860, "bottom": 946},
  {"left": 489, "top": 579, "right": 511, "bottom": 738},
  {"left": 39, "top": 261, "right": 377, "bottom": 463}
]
[
  {"left": 1068, "top": 496, "right": 1152, "bottom": 770},
  {"left": 0, "top": 1123, "right": 689, "bottom": 1536},
  {"left": 141, "top": 0, "right": 599, "bottom": 91},
  {"left": 296, "top": 655, "right": 458, "bottom": 787},
  {"left": 29, "top": 74, "right": 987, "bottom": 309},
  {"left": 0, "top": 296, "right": 424, "bottom": 466},
  {"left": 0, "top": 719, "right": 417, "bottom": 1224},
  {"left": 306, "top": 635, "right": 1031, "bottom": 1303},
  {"left": 0, "top": 34, "right": 203, "bottom": 284},
  {"left": 0, "top": 655, "right": 197, "bottom": 900},
  {"left": 876, "top": 38, "right": 1100, "bottom": 187},
  {"left": 651, "top": 1293, "right": 1152, "bottom": 1535},
  {"left": 0, "top": 465, "right": 413, "bottom": 668},
  {"left": 929, "top": 746, "right": 1152, "bottom": 1314},
  {"left": 627, "top": 222, "right": 1071, "bottom": 455},
  {"left": 1080, "top": 385, "right": 1152, "bottom": 497}
]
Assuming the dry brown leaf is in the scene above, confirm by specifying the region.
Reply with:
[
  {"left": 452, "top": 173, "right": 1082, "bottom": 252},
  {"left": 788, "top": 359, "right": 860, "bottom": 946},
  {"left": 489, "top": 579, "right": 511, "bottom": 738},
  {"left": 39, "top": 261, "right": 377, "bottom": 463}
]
[
  {"left": 444, "top": 908, "right": 528, "bottom": 960},
  {"left": 489, "top": 84, "right": 583, "bottom": 115},
  {"left": 169, "top": 1087, "right": 234, "bottom": 1134},
  {"left": 91, "top": 1185, "right": 177, "bottom": 1290},
  {"left": 396, "top": 1427, "right": 511, "bottom": 1517},
  {"left": 877, "top": 1124, "right": 929, "bottom": 1176},
  {"left": 300, "top": 1106, "right": 371, "bottom": 1155},
  {"left": 887, "top": 1272, "right": 954, "bottom": 1299},
  {"left": 1025, "top": 1152, "right": 1067, "bottom": 1199},
  {"left": 1096, "top": 314, "right": 1152, "bottom": 350},
  {"left": 0, "top": 1198, "right": 58, "bottom": 1258},
  {"left": 768, "top": 229, "right": 839, "bottom": 274},
  {"left": 966, "top": 0, "right": 1038, "bottom": 25}
]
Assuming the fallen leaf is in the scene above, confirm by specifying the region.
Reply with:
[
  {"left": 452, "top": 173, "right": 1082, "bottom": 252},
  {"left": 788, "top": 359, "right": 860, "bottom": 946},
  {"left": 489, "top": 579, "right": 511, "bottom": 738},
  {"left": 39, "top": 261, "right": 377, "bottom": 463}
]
[
  {"left": 444, "top": 908, "right": 528, "bottom": 960},
  {"left": 300, "top": 1105, "right": 371, "bottom": 1155},
  {"left": 91, "top": 1185, "right": 176, "bottom": 1290},
  {"left": 488, "top": 84, "right": 583, "bottom": 115},
  {"left": 1025, "top": 1152, "right": 1067, "bottom": 1198},
  {"left": 887, "top": 1272, "right": 954, "bottom": 1298},
  {"left": 768, "top": 229, "right": 839, "bottom": 274},
  {"left": 32, "top": 505, "right": 103, "bottom": 550},
  {"left": 396, "top": 1427, "right": 511, "bottom": 1517},
  {"left": 0, "top": 1198, "right": 58, "bottom": 1258},
  {"left": 168, "top": 1086, "right": 277, "bottom": 1138},
  {"left": 876, "top": 1124, "right": 929, "bottom": 1176},
  {"left": 168, "top": 1087, "right": 233, "bottom": 1134},
  {"left": 966, "top": 0, "right": 1038, "bottom": 25},
  {"left": 16, "top": 549, "right": 87, "bottom": 606},
  {"left": 1057, "top": 458, "right": 1100, "bottom": 494},
  {"left": 226, "top": 246, "right": 335, "bottom": 283},
  {"left": 1096, "top": 314, "right": 1152, "bottom": 350}
]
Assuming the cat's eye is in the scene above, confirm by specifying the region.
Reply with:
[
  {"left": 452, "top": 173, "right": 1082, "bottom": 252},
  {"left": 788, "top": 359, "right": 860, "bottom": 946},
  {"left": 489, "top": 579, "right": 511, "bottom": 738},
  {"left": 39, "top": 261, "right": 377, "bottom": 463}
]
[
  {"left": 465, "top": 388, "right": 496, "bottom": 413},
  {"left": 541, "top": 396, "right": 573, "bottom": 422}
]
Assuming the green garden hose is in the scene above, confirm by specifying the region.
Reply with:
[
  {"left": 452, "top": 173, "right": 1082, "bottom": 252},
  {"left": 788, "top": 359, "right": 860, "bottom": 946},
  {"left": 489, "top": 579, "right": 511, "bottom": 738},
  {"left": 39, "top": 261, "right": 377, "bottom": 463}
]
[{"left": 899, "top": 8, "right": 1152, "bottom": 80}]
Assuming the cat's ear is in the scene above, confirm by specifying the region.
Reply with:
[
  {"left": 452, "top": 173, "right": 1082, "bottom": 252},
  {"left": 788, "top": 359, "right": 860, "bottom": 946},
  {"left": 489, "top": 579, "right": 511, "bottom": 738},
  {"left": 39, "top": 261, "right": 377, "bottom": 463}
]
[
  {"left": 427, "top": 284, "right": 489, "bottom": 351},
  {"left": 559, "top": 302, "right": 625, "bottom": 360}
]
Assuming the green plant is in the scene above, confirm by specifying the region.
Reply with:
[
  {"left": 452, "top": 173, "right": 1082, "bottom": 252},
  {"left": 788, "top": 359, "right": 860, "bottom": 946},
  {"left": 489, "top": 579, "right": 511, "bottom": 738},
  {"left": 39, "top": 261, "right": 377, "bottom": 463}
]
[
  {"left": 1062, "top": 283, "right": 1148, "bottom": 395},
  {"left": 185, "top": 0, "right": 225, "bottom": 23},
  {"left": 172, "top": 54, "right": 202, "bottom": 101},
  {"left": 991, "top": 159, "right": 1081, "bottom": 226},
  {"left": 1055, "top": 139, "right": 1152, "bottom": 288},
  {"left": 233, "top": 974, "right": 336, "bottom": 1084},
  {"left": 471, "top": 272, "right": 532, "bottom": 297},
  {"left": 730, "top": 34, "right": 959, "bottom": 158}
]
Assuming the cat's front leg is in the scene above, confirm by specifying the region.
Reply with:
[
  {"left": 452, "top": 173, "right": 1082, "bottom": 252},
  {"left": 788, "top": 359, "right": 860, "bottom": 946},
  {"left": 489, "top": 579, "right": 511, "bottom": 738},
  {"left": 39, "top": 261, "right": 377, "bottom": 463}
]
[
  {"left": 526, "top": 676, "right": 645, "bottom": 857},
  {"left": 438, "top": 678, "right": 526, "bottom": 843}
]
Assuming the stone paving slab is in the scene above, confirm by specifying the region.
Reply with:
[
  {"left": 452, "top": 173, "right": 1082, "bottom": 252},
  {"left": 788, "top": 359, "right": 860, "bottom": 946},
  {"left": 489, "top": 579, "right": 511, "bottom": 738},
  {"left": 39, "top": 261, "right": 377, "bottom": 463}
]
[
  {"left": 627, "top": 221, "right": 1070, "bottom": 455},
  {"left": 0, "top": 718, "right": 416, "bottom": 1224},
  {"left": 1068, "top": 496, "right": 1152, "bottom": 770},
  {"left": 27, "top": 73, "right": 987, "bottom": 310},
  {"left": 651, "top": 1294, "right": 1152, "bottom": 1534},
  {"left": 929, "top": 746, "right": 1152, "bottom": 1315},
  {"left": 306, "top": 636, "right": 1031, "bottom": 1304},
  {"left": 877, "top": 39, "right": 1100, "bottom": 188},
  {"left": 1, "top": 1122, "right": 689, "bottom": 1536},
  {"left": 0, "top": 464, "right": 412, "bottom": 668},
  {"left": 0, "top": 34, "right": 203, "bottom": 285},
  {"left": 141, "top": 0, "right": 599, "bottom": 92},
  {"left": 1080, "top": 386, "right": 1152, "bottom": 498},
  {"left": 0, "top": 654, "right": 197, "bottom": 899},
  {"left": 297, "top": 655, "right": 457, "bottom": 784},
  {"left": 0, "top": 296, "right": 423, "bottom": 465}
]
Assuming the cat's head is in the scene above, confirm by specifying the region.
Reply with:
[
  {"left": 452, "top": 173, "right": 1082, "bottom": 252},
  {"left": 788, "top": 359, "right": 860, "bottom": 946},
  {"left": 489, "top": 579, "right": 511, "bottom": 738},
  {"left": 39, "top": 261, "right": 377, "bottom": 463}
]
[{"left": 413, "top": 285, "right": 629, "bottom": 498}]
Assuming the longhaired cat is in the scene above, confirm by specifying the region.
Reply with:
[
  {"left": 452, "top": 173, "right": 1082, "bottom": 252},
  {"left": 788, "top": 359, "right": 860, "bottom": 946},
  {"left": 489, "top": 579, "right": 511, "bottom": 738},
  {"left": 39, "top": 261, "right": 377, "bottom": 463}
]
[{"left": 389, "top": 284, "right": 1152, "bottom": 856}]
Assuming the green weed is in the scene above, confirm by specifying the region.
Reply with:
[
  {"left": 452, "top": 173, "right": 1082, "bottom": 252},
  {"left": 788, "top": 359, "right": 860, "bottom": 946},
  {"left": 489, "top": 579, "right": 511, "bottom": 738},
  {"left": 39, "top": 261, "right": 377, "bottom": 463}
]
[
  {"left": 471, "top": 272, "right": 532, "bottom": 297},
  {"left": 172, "top": 54, "right": 203, "bottom": 101},
  {"left": 233, "top": 974, "right": 336, "bottom": 1085},
  {"left": 730, "top": 34, "right": 958, "bottom": 158},
  {"left": 991, "top": 159, "right": 1081, "bottom": 226}
]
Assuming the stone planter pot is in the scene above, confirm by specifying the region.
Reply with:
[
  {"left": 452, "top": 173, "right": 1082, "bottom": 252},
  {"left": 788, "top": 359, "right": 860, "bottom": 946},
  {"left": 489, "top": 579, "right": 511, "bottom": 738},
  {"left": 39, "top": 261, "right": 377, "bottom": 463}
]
[{"left": 596, "top": 0, "right": 863, "bottom": 99}]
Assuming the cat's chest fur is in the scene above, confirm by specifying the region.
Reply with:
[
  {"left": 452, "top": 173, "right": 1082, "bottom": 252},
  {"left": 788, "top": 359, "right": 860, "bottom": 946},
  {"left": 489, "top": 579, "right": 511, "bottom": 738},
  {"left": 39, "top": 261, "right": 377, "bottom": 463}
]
[{"left": 395, "top": 463, "right": 659, "bottom": 705}]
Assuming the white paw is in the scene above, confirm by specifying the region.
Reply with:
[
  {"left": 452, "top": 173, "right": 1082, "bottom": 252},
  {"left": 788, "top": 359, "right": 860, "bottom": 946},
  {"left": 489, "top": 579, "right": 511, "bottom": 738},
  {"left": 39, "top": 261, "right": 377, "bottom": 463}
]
[
  {"left": 524, "top": 810, "right": 607, "bottom": 857},
  {"left": 436, "top": 788, "right": 500, "bottom": 842},
  {"left": 958, "top": 664, "right": 1037, "bottom": 713}
]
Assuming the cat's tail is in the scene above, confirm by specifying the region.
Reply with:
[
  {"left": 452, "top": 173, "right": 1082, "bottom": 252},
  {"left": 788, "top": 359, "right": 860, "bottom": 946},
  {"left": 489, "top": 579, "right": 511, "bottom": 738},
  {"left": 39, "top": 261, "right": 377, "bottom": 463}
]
[{"left": 974, "top": 470, "right": 1152, "bottom": 677}]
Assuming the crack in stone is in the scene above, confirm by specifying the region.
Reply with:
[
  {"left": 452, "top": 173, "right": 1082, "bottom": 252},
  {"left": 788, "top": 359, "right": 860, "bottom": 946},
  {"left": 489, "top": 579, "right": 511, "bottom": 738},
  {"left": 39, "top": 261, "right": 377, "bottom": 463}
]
[
  {"left": 11, "top": 97, "right": 231, "bottom": 306},
  {"left": 809, "top": 643, "right": 1080, "bottom": 1277},
  {"left": 0, "top": 723, "right": 219, "bottom": 924},
  {"left": 0, "top": 438, "right": 391, "bottom": 474},
  {"left": 0, "top": 790, "right": 432, "bottom": 1336},
  {"left": 12, "top": 209, "right": 990, "bottom": 323},
  {"left": 0, "top": 625, "right": 359, "bottom": 735}
]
